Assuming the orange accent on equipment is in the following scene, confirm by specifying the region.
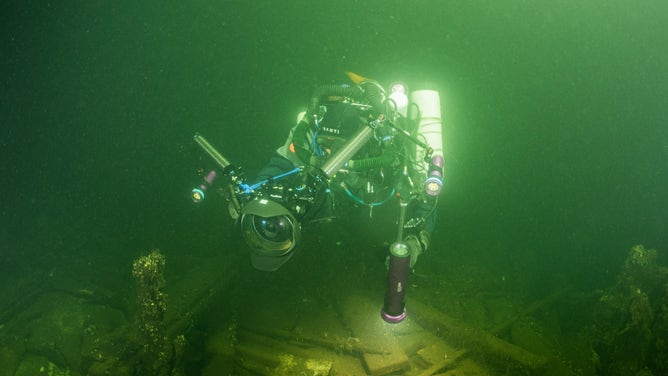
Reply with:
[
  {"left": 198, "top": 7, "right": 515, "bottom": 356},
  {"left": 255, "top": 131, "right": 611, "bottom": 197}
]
[{"left": 345, "top": 71, "right": 368, "bottom": 84}]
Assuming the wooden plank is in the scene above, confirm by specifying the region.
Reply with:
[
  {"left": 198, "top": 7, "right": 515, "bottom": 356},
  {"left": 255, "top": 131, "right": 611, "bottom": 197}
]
[
  {"left": 415, "top": 349, "right": 468, "bottom": 376},
  {"left": 363, "top": 340, "right": 408, "bottom": 376},
  {"left": 416, "top": 340, "right": 457, "bottom": 365},
  {"left": 339, "top": 293, "right": 410, "bottom": 375},
  {"left": 408, "top": 298, "right": 548, "bottom": 372},
  {"left": 238, "top": 326, "right": 366, "bottom": 375},
  {"left": 241, "top": 325, "right": 385, "bottom": 356}
]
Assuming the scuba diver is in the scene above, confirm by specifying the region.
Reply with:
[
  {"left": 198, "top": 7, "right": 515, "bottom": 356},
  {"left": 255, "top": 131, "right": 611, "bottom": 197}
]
[{"left": 190, "top": 72, "right": 444, "bottom": 322}]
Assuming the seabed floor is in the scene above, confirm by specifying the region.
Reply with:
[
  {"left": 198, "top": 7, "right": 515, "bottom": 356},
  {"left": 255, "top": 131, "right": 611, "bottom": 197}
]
[{"left": 0, "top": 229, "right": 596, "bottom": 376}]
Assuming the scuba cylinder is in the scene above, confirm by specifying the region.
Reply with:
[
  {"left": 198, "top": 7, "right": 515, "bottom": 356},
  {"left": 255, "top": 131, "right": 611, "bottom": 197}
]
[
  {"left": 410, "top": 90, "right": 444, "bottom": 196},
  {"left": 411, "top": 90, "right": 443, "bottom": 160}
]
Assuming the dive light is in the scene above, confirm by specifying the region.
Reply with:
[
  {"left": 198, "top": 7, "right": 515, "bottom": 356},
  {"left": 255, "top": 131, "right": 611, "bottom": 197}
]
[
  {"left": 424, "top": 155, "right": 444, "bottom": 197},
  {"left": 389, "top": 82, "right": 409, "bottom": 117},
  {"left": 381, "top": 241, "right": 410, "bottom": 323},
  {"left": 381, "top": 199, "right": 411, "bottom": 323},
  {"left": 191, "top": 170, "right": 217, "bottom": 203}
]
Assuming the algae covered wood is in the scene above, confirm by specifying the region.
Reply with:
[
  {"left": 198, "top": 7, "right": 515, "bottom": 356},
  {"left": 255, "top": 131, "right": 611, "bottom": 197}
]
[
  {"left": 408, "top": 298, "right": 548, "bottom": 372},
  {"left": 339, "top": 293, "right": 411, "bottom": 375}
]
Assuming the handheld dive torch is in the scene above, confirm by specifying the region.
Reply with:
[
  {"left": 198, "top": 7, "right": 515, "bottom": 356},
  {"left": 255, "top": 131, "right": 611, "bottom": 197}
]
[
  {"left": 191, "top": 170, "right": 218, "bottom": 203},
  {"left": 381, "top": 200, "right": 411, "bottom": 323},
  {"left": 190, "top": 133, "right": 242, "bottom": 211}
]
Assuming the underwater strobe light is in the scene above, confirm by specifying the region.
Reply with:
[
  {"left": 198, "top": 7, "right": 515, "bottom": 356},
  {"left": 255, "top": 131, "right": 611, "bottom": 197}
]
[
  {"left": 424, "top": 155, "right": 444, "bottom": 197},
  {"left": 381, "top": 242, "right": 411, "bottom": 323},
  {"left": 191, "top": 170, "right": 217, "bottom": 203}
]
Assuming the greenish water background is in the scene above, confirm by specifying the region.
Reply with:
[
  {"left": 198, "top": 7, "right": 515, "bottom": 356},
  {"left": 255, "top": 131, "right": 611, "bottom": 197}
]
[{"left": 1, "top": 0, "right": 667, "bottom": 364}]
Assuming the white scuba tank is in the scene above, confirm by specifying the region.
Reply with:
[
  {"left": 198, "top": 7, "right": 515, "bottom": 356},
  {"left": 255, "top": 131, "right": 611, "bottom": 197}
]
[{"left": 411, "top": 89, "right": 444, "bottom": 196}]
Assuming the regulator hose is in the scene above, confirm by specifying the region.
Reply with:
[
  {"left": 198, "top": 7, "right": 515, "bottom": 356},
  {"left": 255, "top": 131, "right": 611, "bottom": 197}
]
[
  {"left": 360, "top": 82, "right": 385, "bottom": 116},
  {"left": 347, "top": 153, "right": 395, "bottom": 170}
]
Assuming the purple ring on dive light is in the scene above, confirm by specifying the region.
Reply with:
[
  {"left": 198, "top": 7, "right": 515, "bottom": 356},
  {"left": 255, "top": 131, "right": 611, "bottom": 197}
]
[{"left": 381, "top": 308, "right": 407, "bottom": 323}]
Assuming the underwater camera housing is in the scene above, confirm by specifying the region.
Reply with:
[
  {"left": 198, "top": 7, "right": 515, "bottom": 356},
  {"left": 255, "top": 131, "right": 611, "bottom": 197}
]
[
  {"left": 191, "top": 73, "right": 443, "bottom": 276},
  {"left": 240, "top": 198, "right": 302, "bottom": 271}
]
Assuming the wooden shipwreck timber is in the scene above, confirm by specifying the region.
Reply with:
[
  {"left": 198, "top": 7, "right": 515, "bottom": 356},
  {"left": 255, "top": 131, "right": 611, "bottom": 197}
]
[
  {"left": 0, "top": 248, "right": 571, "bottom": 375},
  {"left": 201, "top": 290, "right": 554, "bottom": 376}
]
